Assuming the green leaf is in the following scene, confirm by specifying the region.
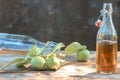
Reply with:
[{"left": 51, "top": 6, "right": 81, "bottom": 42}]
[
  {"left": 65, "top": 42, "right": 81, "bottom": 54},
  {"left": 51, "top": 42, "right": 65, "bottom": 53},
  {"left": 25, "top": 53, "right": 30, "bottom": 60},
  {"left": 0, "top": 58, "right": 24, "bottom": 70},
  {"left": 65, "top": 42, "right": 88, "bottom": 55},
  {"left": 15, "top": 59, "right": 31, "bottom": 68},
  {"left": 45, "top": 41, "right": 50, "bottom": 48},
  {"left": 36, "top": 47, "right": 45, "bottom": 56},
  {"left": 29, "top": 45, "right": 38, "bottom": 57},
  {"left": 47, "top": 43, "right": 65, "bottom": 57}
]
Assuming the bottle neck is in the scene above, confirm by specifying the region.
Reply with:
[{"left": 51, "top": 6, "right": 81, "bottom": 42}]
[
  {"left": 96, "top": 3, "right": 117, "bottom": 41},
  {"left": 101, "top": 3, "right": 113, "bottom": 23},
  {"left": 103, "top": 12, "right": 112, "bottom": 18},
  {"left": 97, "top": 11, "right": 117, "bottom": 41},
  {"left": 102, "top": 12, "right": 113, "bottom": 25}
]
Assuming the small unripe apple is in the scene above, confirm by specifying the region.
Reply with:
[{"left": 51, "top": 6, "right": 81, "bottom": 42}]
[
  {"left": 76, "top": 49, "right": 90, "bottom": 62},
  {"left": 46, "top": 56, "right": 60, "bottom": 70},
  {"left": 31, "top": 56, "right": 45, "bottom": 70}
]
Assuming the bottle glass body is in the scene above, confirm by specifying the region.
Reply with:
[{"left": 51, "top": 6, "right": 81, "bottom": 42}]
[{"left": 96, "top": 3, "right": 117, "bottom": 74}]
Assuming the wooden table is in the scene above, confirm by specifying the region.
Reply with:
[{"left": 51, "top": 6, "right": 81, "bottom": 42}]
[{"left": 0, "top": 51, "right": 120, "bottom": 80}]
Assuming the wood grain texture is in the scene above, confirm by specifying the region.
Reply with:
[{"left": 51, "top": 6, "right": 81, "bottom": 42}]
[{"left": 0, "top": 51, "right": 120, "bottom": 80}]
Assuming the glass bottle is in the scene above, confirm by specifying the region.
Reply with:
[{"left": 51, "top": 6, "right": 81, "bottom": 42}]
[
  {"left": 96, "top": 3, "right": 117, "bottom": 74},
  {"left": 0, "top": 33, "right": 58, "bottom": 54}
]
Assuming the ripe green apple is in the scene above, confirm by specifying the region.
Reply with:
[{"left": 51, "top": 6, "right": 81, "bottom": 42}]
[{"left": 76, "top": 49, "right": 90, "bottom": 62}]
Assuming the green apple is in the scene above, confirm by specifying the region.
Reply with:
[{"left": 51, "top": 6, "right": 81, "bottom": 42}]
[
  {"left": 46, "top": 56, "right": 60, "bottom": 70},
  {"left": 31, "top": 56, "right": 45, "bottom": 70},
  {"left": 76, "top": 49, "right": 90, "bottom": 62}
]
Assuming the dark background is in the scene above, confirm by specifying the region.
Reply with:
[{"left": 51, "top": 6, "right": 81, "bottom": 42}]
[{"left": 0, "top": 0, "right": 120, "bottom": 50}]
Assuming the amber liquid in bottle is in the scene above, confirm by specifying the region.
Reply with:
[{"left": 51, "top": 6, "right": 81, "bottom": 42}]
[{"left": 96, "top": 40, "right": 117, "bottom": 73}]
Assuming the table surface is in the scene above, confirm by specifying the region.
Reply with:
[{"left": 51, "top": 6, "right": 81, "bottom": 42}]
[{"left": 0, "top": 51, "right": 120, "bottom": 80}]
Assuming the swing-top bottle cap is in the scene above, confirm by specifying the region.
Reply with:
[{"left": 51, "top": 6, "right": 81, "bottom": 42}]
[{"left": 103, "top": 3, "right": 113, "bottom": 13}]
